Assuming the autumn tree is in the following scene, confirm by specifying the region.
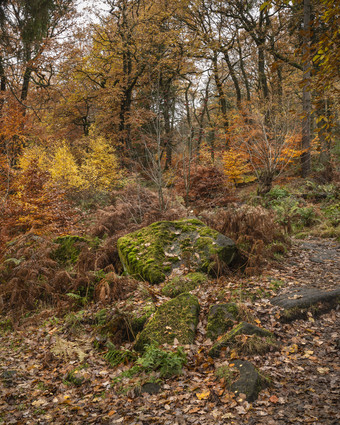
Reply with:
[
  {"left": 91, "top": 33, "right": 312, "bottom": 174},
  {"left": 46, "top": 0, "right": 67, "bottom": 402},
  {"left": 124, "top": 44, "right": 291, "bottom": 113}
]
[{"left": 0, "top": 0, "right": 76, "bottom": 105}]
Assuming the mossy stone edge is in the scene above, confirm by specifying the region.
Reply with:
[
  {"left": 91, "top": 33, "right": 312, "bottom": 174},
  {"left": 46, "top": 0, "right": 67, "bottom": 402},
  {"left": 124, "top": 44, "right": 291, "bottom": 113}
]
[{"left": 134, "top": 293, "right": 200, "bottom": 352}]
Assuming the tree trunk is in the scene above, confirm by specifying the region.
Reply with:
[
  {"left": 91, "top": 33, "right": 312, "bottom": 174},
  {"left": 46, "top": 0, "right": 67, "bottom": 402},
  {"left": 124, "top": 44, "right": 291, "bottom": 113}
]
[
  {"left": 212, "top": 52, "right": 228, "bottom": 131},
  {"left": 301, "top": 0, "right": 311, "bottom": 178},
  {"left": 237, "top": 32, "right": 251, "bottom": 102},
  {"left": 0, "top": 56, "right": 5, "bottom": 114},
  {"left": 258, "top": 43, "right": 269, "bottom": 99},
  {"left": 223, "top": 50, "right": 241, "bottom": 107},
  {"left": 21, "top": 66, "right": 32, "bottom": 102}
]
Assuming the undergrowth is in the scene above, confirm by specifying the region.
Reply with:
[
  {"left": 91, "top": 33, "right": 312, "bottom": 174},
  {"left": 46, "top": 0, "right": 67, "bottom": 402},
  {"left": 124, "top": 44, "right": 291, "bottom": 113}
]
[
  {"left": 200, "top": 204, "right": 288, "bottom": 274},
  {"left": 110, "top": 345, "right": 187, "bottom": 389}
]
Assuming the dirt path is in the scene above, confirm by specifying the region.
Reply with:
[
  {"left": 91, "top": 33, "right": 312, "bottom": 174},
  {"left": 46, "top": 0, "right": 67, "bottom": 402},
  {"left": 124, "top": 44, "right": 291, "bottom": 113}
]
[{"left": 0, "top": 238, "right": 339, "bottom": 425}]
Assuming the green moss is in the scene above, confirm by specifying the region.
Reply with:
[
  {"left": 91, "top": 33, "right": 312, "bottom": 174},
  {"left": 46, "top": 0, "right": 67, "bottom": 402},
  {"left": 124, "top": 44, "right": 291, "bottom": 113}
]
[
  {"left": 134, "top": 293, "right": 200, "bottom": 352},
  {"left": 161, "top": 272, "right": 207, "bottom": 298},
  {"left": 215, "top": 365, "right": 240, "bottom": 385},
  {"left": 52, "top": 235, "right": 88, "bottom": 266},
  {"left": 130, "top": 301, "right": 156, "bottom": 334},
  {"left": 117, "top": 219, "right": 236, "bottom": 284},
  {"left": 209, "top": 322, "right": 274, "bottom": 358},
  {"left": 206, "top": 303, "right": 240, "bottom": 340},
  {"left": 186, "top": 272, "right": 206, "bottom": 285}
]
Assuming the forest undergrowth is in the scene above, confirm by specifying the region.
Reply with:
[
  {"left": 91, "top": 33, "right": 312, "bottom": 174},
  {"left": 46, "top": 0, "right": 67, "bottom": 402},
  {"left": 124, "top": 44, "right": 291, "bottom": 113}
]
[{"left": 0, "top": 172, "right": 339, "bottom": 424}]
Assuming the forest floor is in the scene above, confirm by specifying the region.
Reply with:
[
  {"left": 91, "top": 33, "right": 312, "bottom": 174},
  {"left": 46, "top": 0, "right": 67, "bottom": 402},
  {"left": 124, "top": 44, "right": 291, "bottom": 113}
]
[{"left": 0, "top": 236, "right": 339, "bottom": 425}]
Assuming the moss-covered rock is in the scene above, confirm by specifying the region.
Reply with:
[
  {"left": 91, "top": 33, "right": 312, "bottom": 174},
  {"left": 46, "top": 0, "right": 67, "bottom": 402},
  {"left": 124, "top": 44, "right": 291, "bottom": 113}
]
[
  {"left": 134, "top": 293, "right": 200, "bottom": 352},
  {"left": 96, "top": 299, "right": 156, "bottom": 343},
  {"left": 130, "top": 300, "right": 156, "bottom": 335},
  {"left": 209, "top": 322, "right": 275, "bottom": 358},
  {"left": 52, "top": 235, "right": 88, "bottom": 266},
  {"left": 117, "top": 219, "right": 236, "bottom": 284},
  {"left": 161, "top": 272, "right": 207, "bottom": 298},
  {"left": 229, "top": 360, "right": 265, "bottom": 402},
  {"left": 206, "top": 303, "right": 240, "bottom": 340}
]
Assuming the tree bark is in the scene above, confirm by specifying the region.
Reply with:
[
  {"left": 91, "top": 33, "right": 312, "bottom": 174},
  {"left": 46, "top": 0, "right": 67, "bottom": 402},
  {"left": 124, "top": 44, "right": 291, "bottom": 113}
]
[
  {"left": 223, "top": 49, "right": 241, "bottom": 107},
  {"left": 258, "top": 43, "right": 269, "bottom": 99},
  {"left": 212, "top": 51, "right": 228, "bottom": 131},
  {"left": 0, "top": 56, "right": 5, "bottom": 114},
  {"left": 301, "top": 0, "right": 311, "bottom": 178}
]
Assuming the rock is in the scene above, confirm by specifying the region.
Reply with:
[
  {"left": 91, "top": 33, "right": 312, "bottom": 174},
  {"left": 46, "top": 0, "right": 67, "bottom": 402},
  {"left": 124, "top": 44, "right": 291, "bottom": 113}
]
[
  {"left": 117, "top": 219, "right": 237, "bottom": 284},
  {"left": 140, "top": 382, "right": 161, "bottom": 395},
  {"left": 229, "top": 360, "right": 265, "bottom": 402},
  {"left": 161, "top": 272, "right": 207, "bottom": 298},
  {"left": 206, "top": 303, "right": 240, "bottom": 340},
  {"left": 1, "top": 370, "right": 16, "bottom": 387},
  {"left": 96, "top": 299, "right": 156, "bottom": 343},
  {"left": 134, "top": 293, "right": 200, "bottom": 352},
  {"left": 52, "top": 235, "right": 89, "bottom": 265},
  {"left": 271, "top": 286, "right": 340, "bottom": 321},
  {"left": 209, "top": 322, "right": 275, "bottom": 358}
]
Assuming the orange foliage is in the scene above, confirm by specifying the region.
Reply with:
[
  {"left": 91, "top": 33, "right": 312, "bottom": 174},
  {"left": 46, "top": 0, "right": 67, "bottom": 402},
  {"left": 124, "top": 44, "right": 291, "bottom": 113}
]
[
  {"left": 224, "top": 107, "right": 303, "bottom": 192},
  {"left": 0, "top": 160, "right": 75, "bottom": 254}
]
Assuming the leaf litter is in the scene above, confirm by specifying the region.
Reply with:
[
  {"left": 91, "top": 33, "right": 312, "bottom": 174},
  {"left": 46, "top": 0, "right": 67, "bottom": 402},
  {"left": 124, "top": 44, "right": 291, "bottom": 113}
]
[{"left": 0, "top": 237, "right": 339, "bottom": 424}]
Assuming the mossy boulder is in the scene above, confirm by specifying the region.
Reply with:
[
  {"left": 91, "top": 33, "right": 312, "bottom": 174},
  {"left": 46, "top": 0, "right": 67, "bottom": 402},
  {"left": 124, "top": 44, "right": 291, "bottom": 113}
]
[
  {"left": 117, "top": 219, "right": 237, "bottom": 284},
  {"left": 130, "top": 300, "right": 156, "bottom": 335},
  {"left": 134, "top": 293, "right": 200, "bottom": 352},
  {"left": 209, "top": 322, "right": 275, "bottom": 358},
  {"left": 96, "top": 299, "right": 156, "bottom": 343},
  {"left": 161, "top": 272, "right": 207, "bottom": 298},
  {"left": 206, "top": 303, "right": 240, "bottom": 340},
  {"left": 52, "top": 235, "right": 88, "bottom": 266}
]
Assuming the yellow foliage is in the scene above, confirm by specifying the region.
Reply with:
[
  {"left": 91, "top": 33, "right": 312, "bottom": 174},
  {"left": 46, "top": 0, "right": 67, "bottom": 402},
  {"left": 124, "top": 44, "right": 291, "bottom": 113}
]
[
  {"left": 49, "top": 142, "right": 84, "bottom": 189},
  {"left": 81, "top": 136, "right": 120, "bottom": 190},
  {"left": 18, "top": 145, "right": 49, "bottom": 172},
  {"left": 223, "top": 149, "right": 251, "bottom": 185}
]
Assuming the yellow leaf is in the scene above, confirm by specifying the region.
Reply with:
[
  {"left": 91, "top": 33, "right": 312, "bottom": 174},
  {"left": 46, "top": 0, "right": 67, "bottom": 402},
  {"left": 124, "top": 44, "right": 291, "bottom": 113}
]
[
  {"left": 196, "top": 390, "right": 210, "bottom": 400},
  {"left": 289, "top": 344, "right": 299, "bottom": 353},
  {"left": 317, "top": 367, "right": 329, "bottom": 375},
  {"left": 230, "top": 349, "right": 238, "bottom": 359}
]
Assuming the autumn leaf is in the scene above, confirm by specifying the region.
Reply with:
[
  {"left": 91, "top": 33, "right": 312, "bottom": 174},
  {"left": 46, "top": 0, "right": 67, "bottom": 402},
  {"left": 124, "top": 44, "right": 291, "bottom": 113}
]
[
  {"left": 196, "top": 390, "right": 210, "bottom": 400},
  {"left": 269, "top": 395, "right": 279, "bottom": 403}
]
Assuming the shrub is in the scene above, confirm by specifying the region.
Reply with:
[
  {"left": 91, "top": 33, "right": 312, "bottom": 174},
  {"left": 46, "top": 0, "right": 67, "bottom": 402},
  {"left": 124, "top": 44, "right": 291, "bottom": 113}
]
[
  {"left": 175, "top": 165, "right": 235, "bottom": 209},
  {"left": 81, "top": 136, "right": 121, "bottom": 191},
  {"left": 200, "top": 204, "right": 288, "bottom": 273}
]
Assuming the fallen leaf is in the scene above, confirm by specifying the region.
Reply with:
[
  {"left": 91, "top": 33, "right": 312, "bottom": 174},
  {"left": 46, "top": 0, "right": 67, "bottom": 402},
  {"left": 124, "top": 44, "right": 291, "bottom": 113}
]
[
  {"left": 269, "top": 395, "right": 279, "bottom": 403},
  {"left": 196, "top": 390, "right": 210, "bottom": 400},
  {"left": 317, "top": 367, "right": 329, "bottom": 375}
]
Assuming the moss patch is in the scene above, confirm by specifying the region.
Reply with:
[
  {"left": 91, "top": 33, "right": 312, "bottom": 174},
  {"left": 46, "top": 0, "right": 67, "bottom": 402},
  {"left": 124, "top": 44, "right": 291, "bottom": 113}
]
[
  {"left": 206, "top": 303, "right": 240, "bottom": 340},
  {"left": 134, "top": 293, "right": 200, "bottom": 352},
  {"left": 215, "top": 364, "right": 240, "bottom": 385},
  {"left": 96, "top": 299, "right": 156, "bottom": 343},
  {"left": 52, "top": 235, "right": 88, "bottom": 266},
  {"left": 209, "top": 322, "right": 275, "bottom": 358},
  {"left": 161, "top": 272, "right": 207, "bottom": 298},
  {"left": 117, "top": 219, "right": 236, "bottom": 284}
]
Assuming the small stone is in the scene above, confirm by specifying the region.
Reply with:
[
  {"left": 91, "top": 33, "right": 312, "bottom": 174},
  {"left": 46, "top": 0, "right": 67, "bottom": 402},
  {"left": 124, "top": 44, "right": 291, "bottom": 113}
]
[
  {"left": 229, "top": 360, "right": 264, "bottom": 402},
  {"left": 140, "top": 382, "right": 161, "bottom": 395}
]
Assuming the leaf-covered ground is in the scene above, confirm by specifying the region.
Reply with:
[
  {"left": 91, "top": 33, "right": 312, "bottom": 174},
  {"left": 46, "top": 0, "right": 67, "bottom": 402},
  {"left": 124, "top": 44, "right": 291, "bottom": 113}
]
[{"left": 1, "top": 237, "right": 339, "bottom": 425}]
